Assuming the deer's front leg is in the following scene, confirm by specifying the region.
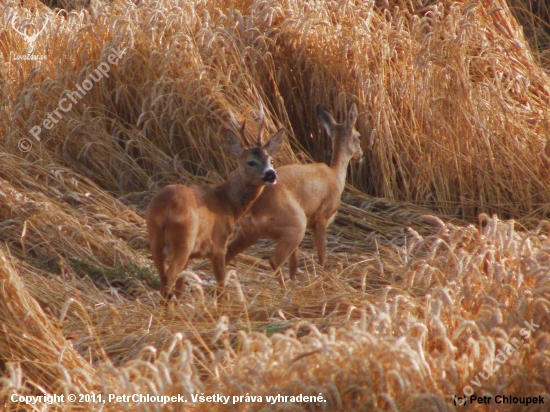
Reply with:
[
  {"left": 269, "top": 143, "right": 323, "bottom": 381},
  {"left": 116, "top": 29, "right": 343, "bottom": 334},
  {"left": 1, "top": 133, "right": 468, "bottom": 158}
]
[
  {"left": 313, "top": 219, "right": 328, "bottom": 269},
  {"left": 211, "top": 250, "right": 227, "bottom": 300}
]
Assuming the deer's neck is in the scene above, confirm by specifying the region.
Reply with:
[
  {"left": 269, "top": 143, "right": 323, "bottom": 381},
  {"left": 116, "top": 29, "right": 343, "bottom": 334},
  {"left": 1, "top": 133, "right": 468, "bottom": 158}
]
[
  {"left": 330, "top": 148, "right": 352, "bottom": 194},
  {"left": 223, "top": 171, "right": 264, "bottom": 221}
]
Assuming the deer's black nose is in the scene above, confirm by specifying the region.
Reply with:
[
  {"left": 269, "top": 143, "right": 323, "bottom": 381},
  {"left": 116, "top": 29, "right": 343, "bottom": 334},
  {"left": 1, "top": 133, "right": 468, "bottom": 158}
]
[{"left": 262, "top": 169, "right": 277, "bottom": 184}]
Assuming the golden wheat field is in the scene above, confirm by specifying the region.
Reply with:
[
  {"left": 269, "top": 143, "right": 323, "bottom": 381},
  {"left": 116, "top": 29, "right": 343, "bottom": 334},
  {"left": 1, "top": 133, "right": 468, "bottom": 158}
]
[{"left": 2, "top": 0, "right": 550, "bottom": 410}]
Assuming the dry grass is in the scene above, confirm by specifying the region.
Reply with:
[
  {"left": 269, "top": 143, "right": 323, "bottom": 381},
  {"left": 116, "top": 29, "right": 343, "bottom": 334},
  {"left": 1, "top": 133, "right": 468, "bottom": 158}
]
[
  {"left": 508, "top": 0, "right": 550, "bottom": 69},
  {"left": 1, "top": 0, "right": 550, "bottom": 411},
  {"left": 3, "top": 0, "right": 550, "bottom": 220}
]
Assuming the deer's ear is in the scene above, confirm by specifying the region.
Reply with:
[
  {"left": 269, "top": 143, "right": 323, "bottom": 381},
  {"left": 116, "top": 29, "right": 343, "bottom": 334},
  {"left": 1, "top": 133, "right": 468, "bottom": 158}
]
[
  {"left": 225, "top": 130, "right": 244, "bottom": 159},
  {"left": 264, "top": 129, "right": 285, "bottom": 156},
  {"left": 316, "top": 104, "right": 335, "bottom": 135},
  {"left": 346, "top": 102, "right": 358, "bottom": 127}
]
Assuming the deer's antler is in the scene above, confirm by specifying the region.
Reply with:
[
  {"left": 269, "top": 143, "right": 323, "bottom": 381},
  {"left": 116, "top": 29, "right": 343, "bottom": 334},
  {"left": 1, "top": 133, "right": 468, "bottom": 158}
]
[
  {"left": 257, "top": 101, "right": 265, "bottom": 147},
  {"left": 228, "top": 107, "right": 251, "bottom": 147}
]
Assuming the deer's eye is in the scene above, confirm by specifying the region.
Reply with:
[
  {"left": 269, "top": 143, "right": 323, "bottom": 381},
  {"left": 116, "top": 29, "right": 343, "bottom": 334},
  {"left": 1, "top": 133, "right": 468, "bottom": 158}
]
[
  {"left": 247, "top": 161, "right": 257, "bottom": 167},
  {"left": 270, "top": 159, "right": 274, "bottom": 164}
]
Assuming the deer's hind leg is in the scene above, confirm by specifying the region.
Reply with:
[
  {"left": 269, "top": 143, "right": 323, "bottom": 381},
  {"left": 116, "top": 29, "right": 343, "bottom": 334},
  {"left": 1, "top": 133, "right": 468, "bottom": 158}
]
[
  {"left": 163, "top": 222, "right": 195, "bottom": 302},
  {"left": 268, "top": 208, "right": 307, "bottom": 285},
  {"left": 148, "top": 224, "right": 167, "bottom": 294}
]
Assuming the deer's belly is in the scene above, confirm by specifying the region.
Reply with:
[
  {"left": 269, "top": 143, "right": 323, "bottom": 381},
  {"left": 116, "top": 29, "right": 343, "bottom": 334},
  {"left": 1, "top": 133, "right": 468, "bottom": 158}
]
[{"left": 190, "top": 240, "right": 213, "bottom": 259}]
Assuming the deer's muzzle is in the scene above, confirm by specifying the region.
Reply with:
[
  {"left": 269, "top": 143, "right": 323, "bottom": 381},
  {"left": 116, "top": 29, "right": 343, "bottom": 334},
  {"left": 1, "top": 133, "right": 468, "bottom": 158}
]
[{"left": 262, "top": 169, "right": 278, "bottom": 184}]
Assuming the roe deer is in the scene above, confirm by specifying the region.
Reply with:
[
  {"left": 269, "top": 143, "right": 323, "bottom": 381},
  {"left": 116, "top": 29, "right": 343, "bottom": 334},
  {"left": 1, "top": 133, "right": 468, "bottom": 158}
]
[
  {"left": 146, "top": 122, "right": 285, "bottom": 300},
  {"left": 225, "top": 102, "right": 362, "bottom": 283}
]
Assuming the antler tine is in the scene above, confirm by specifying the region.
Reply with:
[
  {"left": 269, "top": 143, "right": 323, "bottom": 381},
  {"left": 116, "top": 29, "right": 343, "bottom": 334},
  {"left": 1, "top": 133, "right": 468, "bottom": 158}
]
[
  {"left": 228, "top": 107, "right": 251, "bottom": 146},
  {"left": 257, "top": 101, "right": 265, "bottom": 146},
  {"left": 239, "top": 120, "right": 251, "bottom": 147}
]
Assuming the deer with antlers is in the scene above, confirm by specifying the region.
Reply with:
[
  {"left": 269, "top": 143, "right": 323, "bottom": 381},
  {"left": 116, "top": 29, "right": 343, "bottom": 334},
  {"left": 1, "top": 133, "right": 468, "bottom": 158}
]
[
  {"left": 225, "top": 102, "right": 363, "bottom": 284},
  {"left": 146, "top": 112, "right": 285, "bottom": 301}
]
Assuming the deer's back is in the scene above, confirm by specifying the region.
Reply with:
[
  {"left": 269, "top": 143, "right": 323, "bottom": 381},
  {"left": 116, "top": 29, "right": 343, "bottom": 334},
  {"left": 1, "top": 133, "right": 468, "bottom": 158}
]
[
  {"left": 146, "top": 184, "right": 225, "bottom": 236},
  {"left": 251, "top": 163, "right": 339, "bottom": 224}
]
